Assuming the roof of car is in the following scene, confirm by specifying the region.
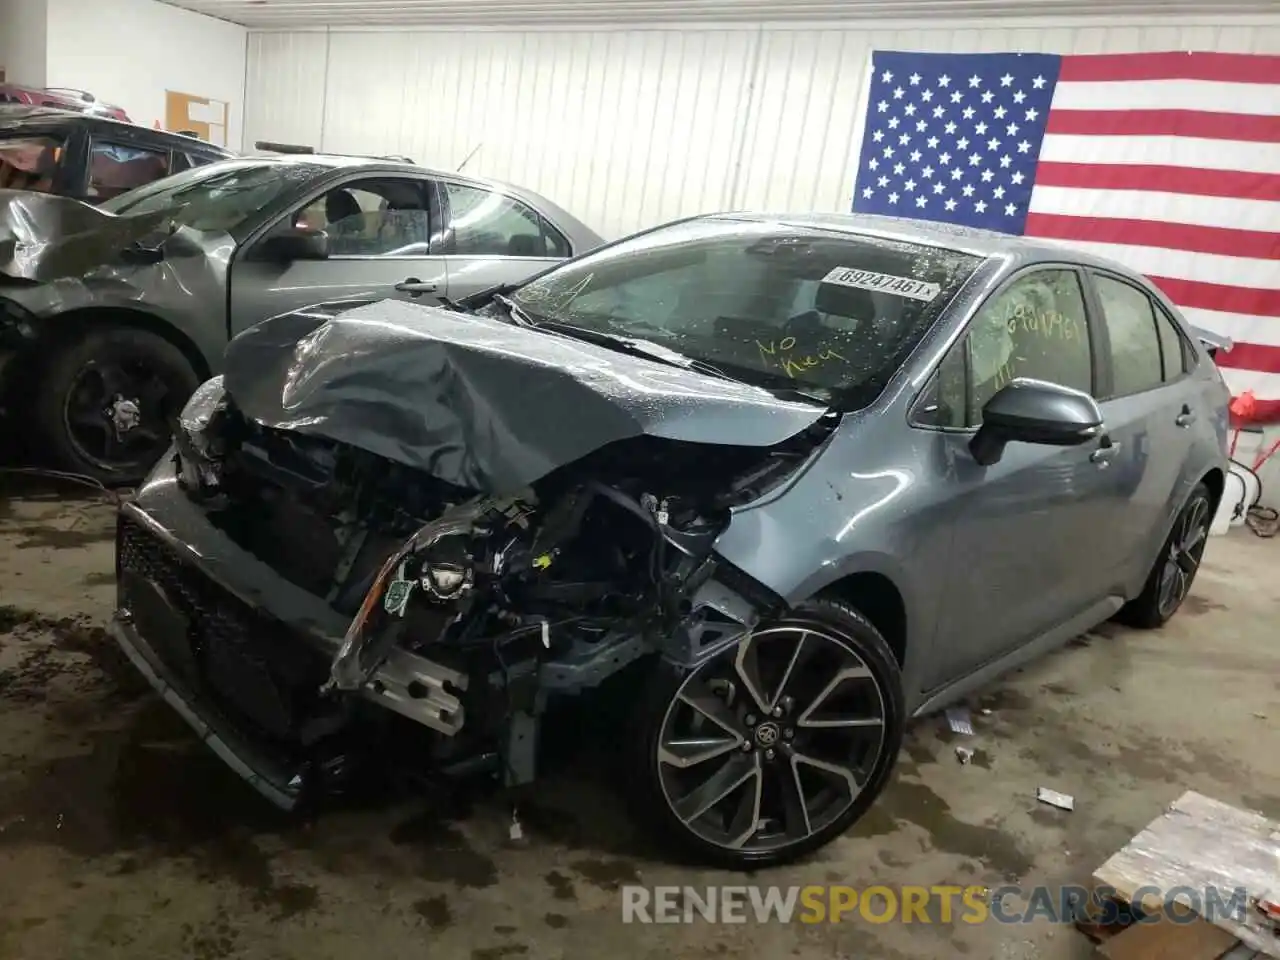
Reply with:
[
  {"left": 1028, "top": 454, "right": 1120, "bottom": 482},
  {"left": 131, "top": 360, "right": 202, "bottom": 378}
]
[
  {"left": 715, "top": 211, "right": 1132, "bottom": 275},
  {"left": 0, "top": 106, "right": 233, "bottom": 155},
  {"left": 244, "top": 152, "right": 542, "bottom": 192}
]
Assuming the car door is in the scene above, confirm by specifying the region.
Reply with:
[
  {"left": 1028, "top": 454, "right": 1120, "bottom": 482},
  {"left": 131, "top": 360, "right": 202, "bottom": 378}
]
[
  {"left": 1085, "top": 270, "right": 1200, "bottom": 588},
  {"left": 228, "top": 175, "right": 448, "bottom": 337},
  {"left": 438, "top": 179, "right": 572, "bottom": 299},
  {"left": 914, "top": 266, "right": 1118, "bottom": 689}
]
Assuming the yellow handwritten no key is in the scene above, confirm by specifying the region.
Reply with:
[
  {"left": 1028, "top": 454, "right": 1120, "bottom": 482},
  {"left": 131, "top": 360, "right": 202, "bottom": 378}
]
[{"left": 758, "top": 338, "right": 848, "bottom": 379}]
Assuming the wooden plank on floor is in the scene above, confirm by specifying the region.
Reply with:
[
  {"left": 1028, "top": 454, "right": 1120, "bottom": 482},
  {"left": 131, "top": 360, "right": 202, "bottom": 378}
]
[
  {"left": 1094, "top": 791, "right": 1280, "bottom": 958},
  {"left": 1097, "top": 917, "right": 1239, "bottom": 960}
]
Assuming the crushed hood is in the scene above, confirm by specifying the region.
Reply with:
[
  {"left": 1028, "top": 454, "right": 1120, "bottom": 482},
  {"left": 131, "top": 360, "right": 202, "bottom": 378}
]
[
  {"left": 0, "top": 189, "right": 174, "bottom": 282},
  {"left": 222, "top": 299, "right": 830, "bottom": 494}
]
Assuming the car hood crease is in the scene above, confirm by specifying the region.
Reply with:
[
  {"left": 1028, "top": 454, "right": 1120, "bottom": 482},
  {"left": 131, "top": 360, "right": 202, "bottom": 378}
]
[
  {"left": 221, "top": 299, "right": 830, "bottom": 494},
  {"left": 0, "top": 189, "right": 175, "bottom": 281}
]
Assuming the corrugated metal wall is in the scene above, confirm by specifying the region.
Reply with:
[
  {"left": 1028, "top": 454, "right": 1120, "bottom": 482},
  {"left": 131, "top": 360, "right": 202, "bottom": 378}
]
[{"left": 244, "top": 17, "right": 1280, "bottom": 239}]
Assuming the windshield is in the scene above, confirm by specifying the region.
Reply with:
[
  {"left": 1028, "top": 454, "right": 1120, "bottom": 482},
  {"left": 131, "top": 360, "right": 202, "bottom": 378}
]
[
  {"left": 102, "top": 160, "right": 324, "bottom": 236},
  {"left": 510, "top": 218, "right": 982, "bottom": 406}
]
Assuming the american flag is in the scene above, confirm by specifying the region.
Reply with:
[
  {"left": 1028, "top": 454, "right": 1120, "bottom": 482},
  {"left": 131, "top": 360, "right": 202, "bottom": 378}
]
[{"left": 851, "top": 49, "right": 1280, "bottom": 423}]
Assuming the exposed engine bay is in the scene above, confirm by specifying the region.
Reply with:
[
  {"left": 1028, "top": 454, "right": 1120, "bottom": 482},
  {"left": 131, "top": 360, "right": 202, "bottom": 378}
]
[{"left": 168, "top": 373, "right": 838, "bottom": 795}]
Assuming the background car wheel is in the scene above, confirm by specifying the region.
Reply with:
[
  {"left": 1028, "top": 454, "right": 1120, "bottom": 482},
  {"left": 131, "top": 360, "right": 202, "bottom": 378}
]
[
  {"left": 35, "top": 325, "right": 201, "bottom": 486},
  {"left": 631, "top": 598, "right": 905, "bottom": 869},
  {"left": 1115, "top": 481, "right": 1214, "bottom": 630}
]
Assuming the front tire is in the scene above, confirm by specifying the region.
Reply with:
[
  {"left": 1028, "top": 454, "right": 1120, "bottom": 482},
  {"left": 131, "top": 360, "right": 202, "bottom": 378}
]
[
  {"left": 35, "top": 326, "right": 200, "bottom": 486},
  {"left": 631, "top": 598, "right": 905, "bottom": 869},
  {"left": 1115, "top": 482, "right": 1213, "bottom": 629}
]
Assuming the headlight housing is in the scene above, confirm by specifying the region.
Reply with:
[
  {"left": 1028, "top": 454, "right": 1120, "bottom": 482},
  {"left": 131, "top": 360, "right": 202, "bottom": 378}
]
[
  {"left": 179, "top": 375, "right": 226, "bottom": 438},
  {"left": 176, "top": 375, "right": 228, "bottom": 491}
]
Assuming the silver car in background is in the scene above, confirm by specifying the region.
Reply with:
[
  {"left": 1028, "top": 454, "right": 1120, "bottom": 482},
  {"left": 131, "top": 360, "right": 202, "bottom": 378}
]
[{"left": 0, "top": 155, "right": 601, "bottom": 481}]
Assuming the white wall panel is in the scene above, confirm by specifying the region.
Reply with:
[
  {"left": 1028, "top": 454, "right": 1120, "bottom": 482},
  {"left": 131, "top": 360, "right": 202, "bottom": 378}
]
[
  {"left": 0, "top": 0, "right": 50, "bottom": 87},
  {"left": 733, "top": 29, "right": 871, "bottom": 214},
  {"left": 244, "top": 16, "right": 1280, "bottom": 239},
  {"left": 243, "top": 30, "right": 328, "bottom": 151},
  {"left": 308, "top": 28, "right": 758, "bottom": 239},
  {"left": 45, "top": 0, "right": 246, "bottom": 144}
]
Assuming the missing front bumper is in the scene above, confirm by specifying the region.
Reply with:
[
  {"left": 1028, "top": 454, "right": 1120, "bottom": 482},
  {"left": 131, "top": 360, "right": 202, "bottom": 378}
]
[
  {"left": 107, "top": 611, "right": 309, "bottom": 810},
  {"left": 108, "top": 457, "right": 472, "bottom": 807}
]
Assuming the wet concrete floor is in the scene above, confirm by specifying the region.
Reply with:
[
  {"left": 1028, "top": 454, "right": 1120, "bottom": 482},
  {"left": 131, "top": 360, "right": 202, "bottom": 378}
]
[{"left": 0, "top": 477, "right": 1277, "bottom": 959}]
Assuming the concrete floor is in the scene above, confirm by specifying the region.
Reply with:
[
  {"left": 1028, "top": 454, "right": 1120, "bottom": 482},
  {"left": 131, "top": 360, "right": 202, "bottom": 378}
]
[{"left": 0, "top": 478, "right": 1276, "bottom": 960}]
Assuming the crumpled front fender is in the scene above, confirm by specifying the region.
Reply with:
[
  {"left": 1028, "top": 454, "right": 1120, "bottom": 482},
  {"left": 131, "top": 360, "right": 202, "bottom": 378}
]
[{"left": 0, "top": 188, "right": 175, "bottom": 283}]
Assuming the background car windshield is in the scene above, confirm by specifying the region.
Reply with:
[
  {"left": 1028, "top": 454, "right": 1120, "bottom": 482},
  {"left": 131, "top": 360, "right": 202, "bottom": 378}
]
[
  {"left": 102, "top": 160, "right": 323, "bottom": 235},
  {"left": 511, "top": 218, "right": 981, "bottom": 403}
]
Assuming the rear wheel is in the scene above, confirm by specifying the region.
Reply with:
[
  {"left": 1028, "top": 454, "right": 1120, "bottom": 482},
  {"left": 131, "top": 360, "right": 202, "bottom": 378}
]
[
  {"left": 632, "top": 598, "right": 904, "bottom": 869},
  {"left": 35, "top": 326, "right": 200, "bottom": 485},
  {"left": 1115, "top": 482, "right": 1213, "bottom": 629}
]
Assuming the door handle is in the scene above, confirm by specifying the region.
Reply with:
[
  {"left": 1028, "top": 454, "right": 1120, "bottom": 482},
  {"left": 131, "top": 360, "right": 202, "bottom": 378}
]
[
  {"left": 1090, "top": 441, "right": 1121, "bottom": 466},
  {"left": 1175, "top": 406, "right": 1196, "bottom": 428},
  {"left": 395, "top": 278, "right": 438, "bottom": 296}
]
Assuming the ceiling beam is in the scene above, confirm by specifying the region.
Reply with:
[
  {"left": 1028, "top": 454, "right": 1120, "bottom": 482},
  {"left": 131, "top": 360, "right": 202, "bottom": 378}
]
[{"left": 159, "top": 0, "right": 1280, "bottom": 29}]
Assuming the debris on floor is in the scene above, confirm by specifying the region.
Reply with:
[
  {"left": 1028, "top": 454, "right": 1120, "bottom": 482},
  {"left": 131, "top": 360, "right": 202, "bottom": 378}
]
[
  {"left": 955, "top": 745, "right": 975, "bottom": 765},
  {"left": 1037, "top": 787, "right": 1075, "bottom": 811},
  {"left": 945, "top": 706, "right": 974, "bottom": 736},
  {"left": 1080, "top": 790, "right": 1280, "bottom": 959}
]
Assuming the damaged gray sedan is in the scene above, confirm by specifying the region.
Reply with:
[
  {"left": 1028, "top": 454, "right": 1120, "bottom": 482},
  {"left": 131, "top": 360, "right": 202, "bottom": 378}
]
[
  {"left": 109, "top": 213, "right": 1228, "bottom": 868},
  {"left": 0, "top": 155, "right": 599, "bottom": 482}
]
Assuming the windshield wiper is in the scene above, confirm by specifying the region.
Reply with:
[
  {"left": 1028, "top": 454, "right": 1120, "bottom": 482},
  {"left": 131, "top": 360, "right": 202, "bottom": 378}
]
[
  {"left": 533, "top": 320, "right": 742, "bottom": 383},
  {"left": 459, "top": 281, "right": 521, "bottom": 311},
  {"left": 758, "top": 384, "right": 830, "bottom": 405},
  {"left": 492, "top": 293, "right": 537, "bottom": 327}
]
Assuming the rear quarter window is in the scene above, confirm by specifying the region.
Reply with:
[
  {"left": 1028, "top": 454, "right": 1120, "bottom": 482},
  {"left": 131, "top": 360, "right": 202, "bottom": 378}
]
[
  {"left": 171, "top": 151, "right": 217, "bottom": 173},
  {"left": 1153, "top": 302, "right": 1195, "bottom": 379}
]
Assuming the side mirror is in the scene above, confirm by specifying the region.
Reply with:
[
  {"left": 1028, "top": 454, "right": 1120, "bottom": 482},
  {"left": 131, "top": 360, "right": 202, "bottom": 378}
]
[
  {"left": 970, "top": 378, "right": 1103, "bottom": 467},
  {"left": 255, "top": 227, "right": 328, "bottom": 263}
]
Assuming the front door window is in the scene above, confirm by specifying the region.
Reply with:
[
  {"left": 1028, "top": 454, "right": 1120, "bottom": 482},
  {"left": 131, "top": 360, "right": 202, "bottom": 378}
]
[
  {"left": 0, "top": 134, "right": 64, "bottom": 194},
  {"left": 291, "top": 178, "right": 433, "bottom": 257}
]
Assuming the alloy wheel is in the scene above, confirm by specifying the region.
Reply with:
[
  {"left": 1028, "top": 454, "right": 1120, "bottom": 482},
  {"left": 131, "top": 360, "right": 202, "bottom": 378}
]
[
  {"left": 62, "top": 359, "right": 175, "bottom": 475},
  {"left": 655, "top": 624, "right": 888, "bottom": 854},
  {"left": 1156, "top": 494, "right": 1211, "bottom": 619}
]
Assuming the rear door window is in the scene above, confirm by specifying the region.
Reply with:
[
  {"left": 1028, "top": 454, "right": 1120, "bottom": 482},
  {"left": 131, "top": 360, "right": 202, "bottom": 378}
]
[
  {"left": 87, "top": 138, "right": 171, "bottom": 200},
  {"left": 443, "top": 182, "right": 571, "bottom": 258}
]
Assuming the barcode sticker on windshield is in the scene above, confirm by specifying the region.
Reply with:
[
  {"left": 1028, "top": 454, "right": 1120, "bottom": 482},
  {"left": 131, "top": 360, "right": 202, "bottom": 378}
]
[{"left": 821, "top": 267, "right": 941, "bottom": 303}]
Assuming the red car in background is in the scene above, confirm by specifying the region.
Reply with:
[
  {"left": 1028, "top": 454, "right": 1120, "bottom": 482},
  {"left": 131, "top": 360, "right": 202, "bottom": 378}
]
[{"left": 0, "top": 83, "right": 130, "bottom": 121}]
